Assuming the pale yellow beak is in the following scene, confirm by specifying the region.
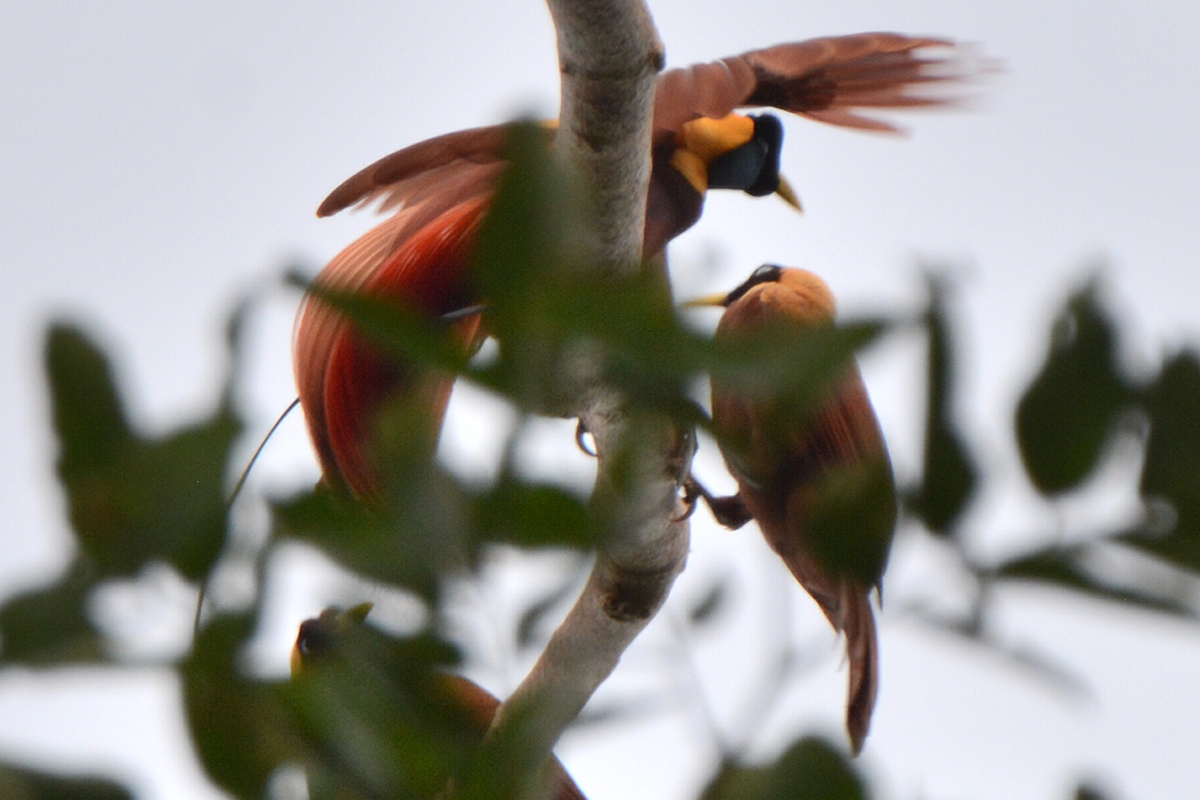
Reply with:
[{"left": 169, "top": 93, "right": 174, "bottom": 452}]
[
  {"left": 775, "top": 175, "right": 802, "bottom": 212},
  {"left": 681, "top": 292, "right": 730, "bottom": 309}
]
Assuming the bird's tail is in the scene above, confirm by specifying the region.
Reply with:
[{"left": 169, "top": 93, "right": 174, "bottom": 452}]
[{"left": 838, "top": 582, "right": 879, "bottom": 755}]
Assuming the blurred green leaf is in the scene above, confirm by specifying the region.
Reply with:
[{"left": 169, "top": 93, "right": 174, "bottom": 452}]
[
  {"left": 702, "top": 737, "right": 869, "bottom": 800},
  {"left": 0, "top": 762, "right": 133, "bottom": 800},
  {"left": 1127, "top": 351, "right": 1200, "bottom": 571},
  {"left": 0, "top": 560, "right": 104, "bottom": 666},
  {"left": 911, "top": 275, "right": 977, "bottom": 534},
  {"left": 183, "top": 614, "right": 303, "bottom": 799},
  {"left": 276, "top": 360, "right": 596, "bottom": 595},
  {"left": 289, "top": 276, "right": 475, "bottom": 378},
  {"left": 1074, "top": 782, "right": 1112, "bottom": 800},
  {"left": 43, "top": 326, "right": 131, "bottom": 473},
  {"left": 45, "top": 323, "right": 241, "bottom": 581},
  {"left": 708, "top": 320, "right": 885, "bottom": 429},
  {"left": 707, "top": 320, "right": 889, "bottom": 492},
  {"left": 514, "top": 564, "right": 588, "bottom": 649},
  {"left": 455, "top": 689, "right": 553, "bottom": 800},
  {"left": 468, "top": 121, "right": 591, "bottom": 415},
  {"left": 277, "top": 475, "right": 595, "bottom": 603},
  {"left": 554, "top": 271, "right": 703, "bottom": 417},
  {"left": 1015, "top": 280, "right": 1131, "bottom": 495},
  {"left": 293, "top": 648, "right": 476, "bottom": 800},
  {"left": 473, "top": 480, "right": 594, "bottom": 550},
  {"left": 274, "top": 485, "right": 464, "bottom": 602},
  {"left": 806, "top": 457, "right": 898, "bottom": 588},
  {"left": 687, "top": 576, "right": 729, "bottom": 627},
  {"left": 286, "top": 609, "right": 486, "bottom": 800}
]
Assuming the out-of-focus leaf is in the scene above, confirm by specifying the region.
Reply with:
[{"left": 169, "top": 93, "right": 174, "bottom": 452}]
[
  {"left": 273, "top": 376, "right": 481, "bottom": 598},
  {"left": 468, "top": 121, "right": 591, "bottom": 416},
  {"left": 188, "top": 609, "right": 474, "bottom": 800},
  {"left": 1128, "top": 351, "right": 1200, "bottom": 571},
  {"left": 911, "top": 275, "right": 977, "bottom": 534},
  {"left": 288, "top": 275, "right": 475, "bottom": 378},
  {"left": 276, "top": 455, "right": 594, "bottom": 601},
  {"left": 1015, "top": 281, "right": 1131, "bottom": 495},
  {"left": 573, "top": 694, "right": 665, "bottom": 728},
  {"left": 43, "top": 325, "right": 130, "bottom": 472},
  {"left": 45, "top": 323, "right": 241, "bottom": 581},
  {"left": 515, "top": 566, "right": 586, "bottom": 650},
  {"left": 995, "top": 546, "right": 1194, "bottom": 618},
  {"left": 806, "top": 457, "right": 898, "bottom": 589},
  {"left": 555, "top": 271, "right": 704, "bottom": 417},
  {"left": 687, "top": 576, "right": 729, "bottom": 627},
  {"left": 274, "top": 484, "right": 464, "bottom": 602},
  {"left": 473, "top": 480, "right": 594, "bottom": 551},
  {"left": 0, "top": 560, "right": 104, "bottom": 666},
  {"left": 455, "top": 690, "right": 552, "bottom": 800},
  {"left": 183, "top": 614, "right": 303, "bottom": 799},
  {"left": 286, "top": 611, "right": 488, "bottom": 800},
  {"left": 0, "top": 762, "right": 133, "bottom": 800},
  {"left": 1074, "top": 782, "right": 1111, "bottom": 800},
  {"left": 702, "top": 737, "right": 869, "bottom": 800},
  {"left": 708, "top": 321, "right": 886, "bottom": 430},
  {"left": 706, "top": 320, "right": 892, "bottom": 520}
]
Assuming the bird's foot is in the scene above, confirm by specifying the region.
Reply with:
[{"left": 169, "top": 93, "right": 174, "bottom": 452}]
[{"left": 678, "top": 478, "right": 753, "bottom": 529}]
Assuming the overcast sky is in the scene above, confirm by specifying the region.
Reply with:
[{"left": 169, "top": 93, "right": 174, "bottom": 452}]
[{"left": 2, "top": 1, "right": 1200, "bottom": 798}]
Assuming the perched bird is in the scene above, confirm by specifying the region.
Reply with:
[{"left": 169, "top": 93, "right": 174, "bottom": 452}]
[
  {"left": 693, "top": 265, "right": 897, "bottom": 754},
  {"left": 292, "top": 605, "right": 587, "bottom": 800},
  {"left": 294, "top": 33, "right": 971, "bottom": 498}
]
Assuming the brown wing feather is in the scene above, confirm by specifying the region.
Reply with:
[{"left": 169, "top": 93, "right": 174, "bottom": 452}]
[
  {"left": 294, "top": 214, "right": 409, "bottom": 483},
  {"left": 653, "top": 32, "right": 966, "bottom": 134},
  {"left": 316, "top": 125, "right": 511, "bottom": 217},
  {"left": 317, "top": 33, "right": 973, "bottom": 224},
  {"left": 294, "top": 170, "right": 495, "bottom": 491}
]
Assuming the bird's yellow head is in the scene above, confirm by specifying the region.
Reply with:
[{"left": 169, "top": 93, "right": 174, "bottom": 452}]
[
  {"left": 685, "top": 265, "right": 835, "bottom": 321},
  {"left": 670, "top": 114, "right": 801, "bottom": 210},
  {"left": 290, "top": 603, "right": 374, "bottom": 677}
]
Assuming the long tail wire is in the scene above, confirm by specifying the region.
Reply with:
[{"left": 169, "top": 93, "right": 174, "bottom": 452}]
[{"left": 192, "top": 397, "right": 301, "bottom": 639}]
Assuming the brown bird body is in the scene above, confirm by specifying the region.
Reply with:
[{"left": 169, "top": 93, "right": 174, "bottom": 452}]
[
  {"left": 705, "top": 265, "right": 897, "bottom": 754},
  {"left": 294, "top": 33, "right": 970, "bottom": 497}
]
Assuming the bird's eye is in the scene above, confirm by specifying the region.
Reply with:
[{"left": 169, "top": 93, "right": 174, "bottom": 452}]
[
  {"left": 752, "top": 264, "right": 780, "bottom": 282},
  {"left": 721, "top": 264, "right": 783, "bottom": 306}
]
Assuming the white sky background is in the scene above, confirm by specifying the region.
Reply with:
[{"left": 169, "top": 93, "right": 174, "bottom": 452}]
[{"left": 2, "top": 1, "right": 1200, "bottom": 798}]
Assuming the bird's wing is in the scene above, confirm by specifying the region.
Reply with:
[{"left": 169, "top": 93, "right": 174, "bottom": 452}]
[
  {"left": 319, "top": 33, "right": 972, "bottom": 219},
  {"left": 294, "top": 185, "right": 493, "bottom": 493},
  {"left": 316, "top": 125, "right": 513, "bottom": 217},
  {"left": 653, "top": 32, "right": 969, "bottom": 134}
]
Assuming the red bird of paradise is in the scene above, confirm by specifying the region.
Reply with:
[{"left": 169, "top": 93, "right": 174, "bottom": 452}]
[
  {"left": 294, "top": 33, "right": 971, "bottom": 498},
  {"left": 691, "top": 265, "right": 897, "bottom": 754}
]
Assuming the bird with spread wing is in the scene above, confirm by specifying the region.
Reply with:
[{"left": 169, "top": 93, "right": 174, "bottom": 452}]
[{"left": 293, "top": 33, "right": 973, "bottom": 499}]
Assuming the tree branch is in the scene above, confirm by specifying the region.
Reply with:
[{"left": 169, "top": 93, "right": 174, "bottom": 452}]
[
  {"left": 545, "top": 0, "right": 664, "bottom": 268},
  {"left": 467, "top": 2, "right": 693, "bottom": 797}
]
